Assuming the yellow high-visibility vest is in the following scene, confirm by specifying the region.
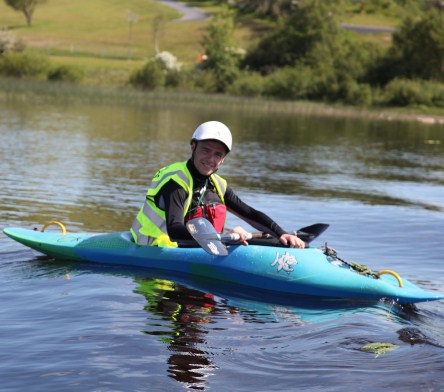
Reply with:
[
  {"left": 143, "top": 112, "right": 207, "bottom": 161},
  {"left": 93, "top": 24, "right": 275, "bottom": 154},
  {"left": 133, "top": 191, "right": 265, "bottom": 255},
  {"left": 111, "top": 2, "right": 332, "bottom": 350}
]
[{"left": 131, "top": 161, "right": 227, "bottom": 247}]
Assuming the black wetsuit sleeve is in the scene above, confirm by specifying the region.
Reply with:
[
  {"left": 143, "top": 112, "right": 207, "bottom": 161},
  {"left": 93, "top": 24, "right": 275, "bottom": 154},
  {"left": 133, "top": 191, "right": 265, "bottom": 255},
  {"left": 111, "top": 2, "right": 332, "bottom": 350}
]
[
  {"left": 158, "top": 182, "right": 287, "bottom": 241},
  {"left": 158, "top": 180, "right": 195, "bottom": 241},
  {"left": 224, "top": 187, "right": 287, "bottom": 238}
]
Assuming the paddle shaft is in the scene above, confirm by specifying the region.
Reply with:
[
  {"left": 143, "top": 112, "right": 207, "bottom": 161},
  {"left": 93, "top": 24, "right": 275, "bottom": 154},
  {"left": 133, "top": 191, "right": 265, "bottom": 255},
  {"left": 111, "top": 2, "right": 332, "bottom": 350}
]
[
  {"left": 186, "top": 218, "right": 329, "bottom": 256},
  {"left": 217, "top": 232, "right": 264, "bottom": 242}
]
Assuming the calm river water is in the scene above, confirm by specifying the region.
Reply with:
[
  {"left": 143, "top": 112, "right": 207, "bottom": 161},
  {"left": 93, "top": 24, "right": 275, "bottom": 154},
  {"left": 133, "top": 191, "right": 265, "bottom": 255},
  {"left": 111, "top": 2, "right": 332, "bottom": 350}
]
[{"left": 1, "top": 97, "right": 444, "bottom": 391}]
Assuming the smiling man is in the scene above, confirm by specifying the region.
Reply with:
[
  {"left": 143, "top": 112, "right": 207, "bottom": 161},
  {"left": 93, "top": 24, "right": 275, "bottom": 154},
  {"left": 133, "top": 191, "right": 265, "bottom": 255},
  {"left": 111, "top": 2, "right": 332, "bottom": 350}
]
[{"left": 131, "top": 121, "right": 305, "bottom": 249}]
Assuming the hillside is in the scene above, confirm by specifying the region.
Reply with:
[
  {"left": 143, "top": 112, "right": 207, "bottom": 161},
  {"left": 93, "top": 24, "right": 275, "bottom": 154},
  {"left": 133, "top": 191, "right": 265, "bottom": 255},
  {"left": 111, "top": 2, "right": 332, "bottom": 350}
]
[
  {"left": 0, "top": 0, "right": 216, "bottom": 85},
  {"left": 0, "top": 0, "right": 398, "bottom": 86}
]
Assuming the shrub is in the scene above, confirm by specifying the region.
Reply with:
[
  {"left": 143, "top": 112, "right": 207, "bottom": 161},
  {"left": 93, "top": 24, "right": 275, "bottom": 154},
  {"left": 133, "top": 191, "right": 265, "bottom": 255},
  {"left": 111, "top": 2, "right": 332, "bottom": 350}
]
[
  {"left": 0, "top": 51, "right": 49, "bottom": 78},
  {"left": 129, "top": 59, "right": 165, "bottom": 90},
  {"left": 263, "top": 66, "right": 315, "bottom": 100},
  {"left": 390, "top": 10, "right": 444, "bottom": 82},
  {"left": 341, "top": 80, "right": 373, "bottom": 107},
  {"left": 226, "top": 72, "right": 264, "bottom": 97},
  {"left": 200, "top": 10, "right": 242, "bottom": 92},
  {"left": 0, "top": 30, "right": 26, "bottom": 56},
  {"left": 431, "top": 84, "right": 444, "bottom": 108},
  {"left": 192, "top": 70, "right": 218, "bottom": 93},
  {"left": 165, "top": 69, "right": 189, "bottom": 88},
  {"left": 47, "top": 65, "right": 84, "bottom": 83},
  {"left": 382, "top": 78, "right": 433, "bottom": 106},
  {"left": 129, "top": 52, "right": 184, "bottom": 90}
]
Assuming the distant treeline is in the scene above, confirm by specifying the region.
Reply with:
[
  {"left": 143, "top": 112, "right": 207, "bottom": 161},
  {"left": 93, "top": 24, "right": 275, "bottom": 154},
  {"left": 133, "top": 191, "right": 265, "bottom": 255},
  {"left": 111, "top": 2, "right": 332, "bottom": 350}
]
[
  {"left": 217, "top": 0, "right": 443, "bottom": 19},
  {"left": 129, "top": 0, "right": 444, "bottom": 108}
]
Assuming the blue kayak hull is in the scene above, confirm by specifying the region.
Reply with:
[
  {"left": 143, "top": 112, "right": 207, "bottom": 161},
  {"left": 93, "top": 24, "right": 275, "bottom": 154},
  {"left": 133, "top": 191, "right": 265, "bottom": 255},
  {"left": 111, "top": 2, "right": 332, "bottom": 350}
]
[{"left": 4, "top": 228, "right": 444, "bottom": 304}]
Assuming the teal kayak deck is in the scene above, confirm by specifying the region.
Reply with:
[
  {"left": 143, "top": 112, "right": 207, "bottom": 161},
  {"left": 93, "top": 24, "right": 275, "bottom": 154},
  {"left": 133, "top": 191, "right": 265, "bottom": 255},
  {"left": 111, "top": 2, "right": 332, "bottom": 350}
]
[{"left": 3, "top": 227, "right": 444, "bottom": 304}]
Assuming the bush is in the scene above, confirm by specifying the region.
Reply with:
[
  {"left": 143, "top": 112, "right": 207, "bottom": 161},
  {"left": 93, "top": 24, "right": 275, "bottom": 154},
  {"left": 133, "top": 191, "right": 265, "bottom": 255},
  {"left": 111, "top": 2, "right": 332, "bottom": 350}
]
[
  {"left": 431, "top": 84, "right": 444, "bottom": 108},
  {"left": 192, "top": 70, "right": 219, "bottom": 93},
  {"left": 129, "top": 59, "right": 166, "bottom": 90},
  {"left": 0, "top": 51, "right": 49, "bottom": 78},
  {"left": 0, "top": 30, "right": 26, "bottom": 56},
  {"left": 165, "top": 69, "right": 185, "bottom": 88},
  {"left": 390, "top": 10, "right": 444, "bottom": 82},
  {"left": 382, "top": 78, "right": 433, "bottom": 106},
  {"left": 47, "top": 65, "right": 84, "bottom": 83},
  {"left": 263, "top": 66, "right": 315, "bottom": 100},
  {"left": 341, "top": 80, "right": 373, "bottom": 107},
  {"left": 200, "top": 10, "right": 242, "bottom": 92},
  {"left": 226, "top": 72, "right": 264, "bottom": 97}
]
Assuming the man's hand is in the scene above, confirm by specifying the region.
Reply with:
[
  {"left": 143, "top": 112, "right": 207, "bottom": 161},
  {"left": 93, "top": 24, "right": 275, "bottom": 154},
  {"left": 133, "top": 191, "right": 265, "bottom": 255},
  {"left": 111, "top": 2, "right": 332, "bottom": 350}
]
[
  {"left": 279, "top": 233, "right": 305, "bottom": 248},
  {"left": 227, "top": 226, "right": 251, "bottom": 246}
]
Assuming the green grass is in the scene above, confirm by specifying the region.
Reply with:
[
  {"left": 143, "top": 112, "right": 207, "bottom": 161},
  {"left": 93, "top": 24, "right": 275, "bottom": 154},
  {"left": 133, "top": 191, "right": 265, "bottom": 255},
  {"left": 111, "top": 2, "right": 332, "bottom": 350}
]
[
  {"left": 0, "top": 0, "right": 212, "bottom": 84},
  {"left": 1, "top": 0, "right": 398, "bottom": 82}
]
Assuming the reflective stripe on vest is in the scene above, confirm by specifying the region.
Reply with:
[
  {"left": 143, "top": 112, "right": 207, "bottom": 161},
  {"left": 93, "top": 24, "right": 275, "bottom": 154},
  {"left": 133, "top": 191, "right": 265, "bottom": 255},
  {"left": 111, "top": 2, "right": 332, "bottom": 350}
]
[{"left": 131, "top": 161, "right": 227, "bottom": 247}]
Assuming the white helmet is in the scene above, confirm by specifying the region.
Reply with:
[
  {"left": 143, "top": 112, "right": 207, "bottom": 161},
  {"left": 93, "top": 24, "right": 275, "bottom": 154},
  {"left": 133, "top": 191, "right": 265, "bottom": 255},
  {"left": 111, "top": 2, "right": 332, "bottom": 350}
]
[{"left": 191, "top": 121, "right": 232, "bottom": 152}]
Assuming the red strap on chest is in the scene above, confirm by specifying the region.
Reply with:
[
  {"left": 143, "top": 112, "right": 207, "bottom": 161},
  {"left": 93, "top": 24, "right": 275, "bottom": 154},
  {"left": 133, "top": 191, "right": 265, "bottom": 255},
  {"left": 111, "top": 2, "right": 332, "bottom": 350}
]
[{"left": 185, "top": 204, "right": 227, "bottom": 233}]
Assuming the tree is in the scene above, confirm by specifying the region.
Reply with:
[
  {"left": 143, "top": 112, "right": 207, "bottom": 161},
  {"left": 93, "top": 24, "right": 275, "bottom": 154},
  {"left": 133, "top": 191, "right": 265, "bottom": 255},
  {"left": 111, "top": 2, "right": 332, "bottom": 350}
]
[
  {"left": 243, "top": 0, "right": 380, "bottom": 101},
  {"left": 243, "top": 0, "right": 345, "bottom": 71},
  {"left": 4, "top": 0, "right": 47, "bottom": 26},
  {"left": 152, "top": 14, "right": 166, "bottom": 54},
  {"left": 200, "top": 10, "right": 243, "bottom": 92},
  {"left": 367, "top": 9, "right": 444, "bottom": 85},
  {"left": 390, "top": 10, "right": 444, "bottom": 81},
  {"left": 230, "top": 0, "right": 296, "bottom": 18}
]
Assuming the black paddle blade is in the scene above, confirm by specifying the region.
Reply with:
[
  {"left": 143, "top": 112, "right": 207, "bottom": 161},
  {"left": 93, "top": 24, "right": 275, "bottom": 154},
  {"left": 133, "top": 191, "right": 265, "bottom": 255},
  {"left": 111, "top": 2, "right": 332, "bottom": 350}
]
[
  {"left": 296, "top": 223, "right": 330, "bottom": 245},
  {"left": 186, "top": 218, "right": 228, "bottom": 256}
]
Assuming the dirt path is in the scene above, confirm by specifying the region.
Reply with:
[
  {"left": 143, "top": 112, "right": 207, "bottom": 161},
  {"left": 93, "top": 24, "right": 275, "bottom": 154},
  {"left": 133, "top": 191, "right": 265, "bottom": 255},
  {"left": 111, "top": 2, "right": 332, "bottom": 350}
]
[
  {"left": 156, "top": 0, "right": 211, "bottom": 22},
  {"left": 157, "top": 1, "right": 396, "bottom": 32}
]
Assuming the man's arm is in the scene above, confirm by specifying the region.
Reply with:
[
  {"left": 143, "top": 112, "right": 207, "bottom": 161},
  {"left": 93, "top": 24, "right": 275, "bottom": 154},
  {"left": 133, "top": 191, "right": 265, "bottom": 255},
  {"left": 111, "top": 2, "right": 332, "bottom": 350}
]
[
  {"left": 224, "top": 187, "right": 287, "bottom": 238},
  {"left": 225, "top": 187, "right": 305, "bottom": 248}
]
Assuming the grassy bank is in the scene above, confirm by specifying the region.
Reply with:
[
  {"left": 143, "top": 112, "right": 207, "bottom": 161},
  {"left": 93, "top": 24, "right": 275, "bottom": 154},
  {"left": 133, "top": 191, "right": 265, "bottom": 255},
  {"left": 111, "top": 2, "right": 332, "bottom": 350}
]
[{"left": 1, "top": 78, "right": 443, "bottom": 125}]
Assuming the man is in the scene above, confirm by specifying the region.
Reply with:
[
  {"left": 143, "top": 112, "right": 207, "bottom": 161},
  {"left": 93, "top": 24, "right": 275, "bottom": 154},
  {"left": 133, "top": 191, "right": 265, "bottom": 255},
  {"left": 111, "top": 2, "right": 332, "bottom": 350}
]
[{"left": 131, "top": 121, "right": 305, "bottom": 249}]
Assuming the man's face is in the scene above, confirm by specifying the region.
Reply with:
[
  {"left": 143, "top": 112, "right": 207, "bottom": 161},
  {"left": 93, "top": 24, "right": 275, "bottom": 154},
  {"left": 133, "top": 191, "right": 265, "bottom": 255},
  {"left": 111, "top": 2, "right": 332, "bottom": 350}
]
[{"left": 191, "top": 140, "right": 227, "bottom": 176}]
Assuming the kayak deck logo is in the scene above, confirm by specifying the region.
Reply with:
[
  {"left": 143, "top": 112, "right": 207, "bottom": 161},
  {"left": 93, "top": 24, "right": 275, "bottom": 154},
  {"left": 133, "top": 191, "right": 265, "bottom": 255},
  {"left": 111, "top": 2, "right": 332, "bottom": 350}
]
[{"left": 271, "top": 251, "right": 297, "bottom": 273}]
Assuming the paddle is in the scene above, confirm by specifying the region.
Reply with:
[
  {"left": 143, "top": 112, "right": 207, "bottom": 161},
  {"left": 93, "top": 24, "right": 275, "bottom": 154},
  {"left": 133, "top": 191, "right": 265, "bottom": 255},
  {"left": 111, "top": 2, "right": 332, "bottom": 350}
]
[{"left": 186, "top": 217, "right": 329, "bottom": 256}]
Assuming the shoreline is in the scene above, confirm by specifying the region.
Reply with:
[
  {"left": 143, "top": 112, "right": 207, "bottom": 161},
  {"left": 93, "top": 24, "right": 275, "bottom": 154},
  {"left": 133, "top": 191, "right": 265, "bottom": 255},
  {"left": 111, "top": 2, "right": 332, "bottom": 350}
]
[{"left": 1, "top": 79, "right": 443, "bottom": 125}]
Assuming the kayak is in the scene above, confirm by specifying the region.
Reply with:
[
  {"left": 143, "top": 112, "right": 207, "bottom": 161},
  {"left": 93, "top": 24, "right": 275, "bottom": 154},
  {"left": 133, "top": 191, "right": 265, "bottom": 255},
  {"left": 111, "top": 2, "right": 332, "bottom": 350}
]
[{"left": 3, "top": 224, "right": 444, "bottom": 305}]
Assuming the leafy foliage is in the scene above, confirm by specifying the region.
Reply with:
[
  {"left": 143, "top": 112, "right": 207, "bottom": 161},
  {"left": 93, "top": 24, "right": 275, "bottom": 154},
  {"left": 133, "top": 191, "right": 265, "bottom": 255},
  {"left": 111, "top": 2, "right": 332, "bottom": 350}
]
[
  {"left": 128, "top": 51, "right": 185, "bottom": 90},
  {"left": 47, "top": 65, "right": 84, "bottom": 83},
  {"left": 381, "top": 78, "right": 441, "bottom": 106},
  {"left": 200, "top": 10, "right": 243, "bottom": 92},
  {"left": 242, "top": 0, "right": 381, "bottom": 102},
  {"left": 229, "top": 0, "right": 296, "bottom": 18},
  {"left": 0, "top": 29, "right": 26, "bottom": 55},
  {"left": 4, "top": 0, "right": 47, "bottom": 25},
  {"left": 129, "top": 59, "right": 166, "bottom": 90},
  {"left": 390, "top": 10, "right": 444, "bottom": 81},
  {"left": 366, "top": 9, "right": 444, "bottom": 85},
  {"left": 243, "top": 0, "right": 346, "bottom": 71},
  {"left": 0, "top": 51, "right": 49, "bottom": 78},
  {"left": 226, "top": 71, "right": 264, "bottom": 97}
]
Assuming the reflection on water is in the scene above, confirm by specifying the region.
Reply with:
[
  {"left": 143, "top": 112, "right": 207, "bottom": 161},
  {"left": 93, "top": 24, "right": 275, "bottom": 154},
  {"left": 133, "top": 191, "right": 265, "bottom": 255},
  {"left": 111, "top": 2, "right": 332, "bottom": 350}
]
[
  {"left": 132, "top": 274, "right": 418, "bottom": 390},
  {"left": 135, "top": 279, "right": 218, "bottom": 389}
]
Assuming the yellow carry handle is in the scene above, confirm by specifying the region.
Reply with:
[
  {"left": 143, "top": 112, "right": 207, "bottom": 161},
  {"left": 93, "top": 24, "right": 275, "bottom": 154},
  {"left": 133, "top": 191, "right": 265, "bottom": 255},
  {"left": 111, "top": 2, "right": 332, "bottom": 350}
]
[
  {"left": 41, "top": 221, "right": 67, "bottom": 235},
  {"left": 375, "top": 270, "right": 403, "bottom": 288}
]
